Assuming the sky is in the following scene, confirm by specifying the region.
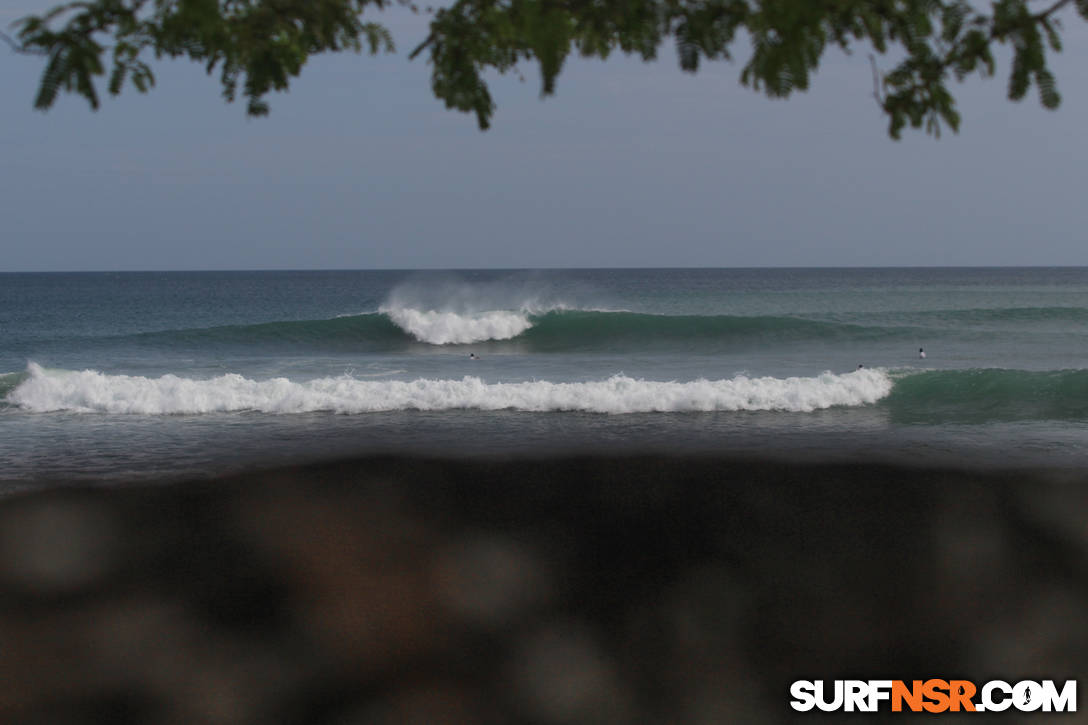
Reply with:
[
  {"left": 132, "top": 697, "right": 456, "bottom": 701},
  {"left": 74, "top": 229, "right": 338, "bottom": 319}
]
[{"left": 2, "top": 1, "right": 1088, "bottom": 270}]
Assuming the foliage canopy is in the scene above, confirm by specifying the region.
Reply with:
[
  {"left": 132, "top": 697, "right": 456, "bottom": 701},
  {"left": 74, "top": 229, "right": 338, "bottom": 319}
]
[{"left": 7, "top": 0, "right": 1087, "bottom": 137}]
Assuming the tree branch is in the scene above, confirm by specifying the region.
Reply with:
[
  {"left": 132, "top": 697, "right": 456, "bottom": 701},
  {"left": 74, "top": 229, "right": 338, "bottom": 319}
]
[
  {"left": 1034, "top": 0, "right": 1074, "bottom": 21},
  {"left": 408, "top": 32, "right": 433, "bottom": 59},
  {"left": 0, "top": 30, "right": 37, "bottom": 54},
  {"left": 869, "top": 53, "right": 884, "bottom": 108}
]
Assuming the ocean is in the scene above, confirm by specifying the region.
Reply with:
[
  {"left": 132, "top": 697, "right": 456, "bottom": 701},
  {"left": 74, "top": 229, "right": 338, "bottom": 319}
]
[{"left": 3, "top": 267, "right": 1088, "bottom": 485}]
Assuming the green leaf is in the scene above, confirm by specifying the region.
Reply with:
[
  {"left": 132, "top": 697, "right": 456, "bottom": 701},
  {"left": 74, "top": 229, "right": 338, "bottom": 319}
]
[
  {"left": 11, "top": 0, "right": 1085, "bottom": 136},
  {"left": 1037, "top": 68, "right": 1060, "bottom": 109}
]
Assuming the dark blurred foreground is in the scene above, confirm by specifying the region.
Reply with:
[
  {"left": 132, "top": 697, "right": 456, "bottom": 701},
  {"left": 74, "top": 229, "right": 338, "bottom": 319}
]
[{"left": 1, "top": 456, "right": 1086, "bottom": 724}]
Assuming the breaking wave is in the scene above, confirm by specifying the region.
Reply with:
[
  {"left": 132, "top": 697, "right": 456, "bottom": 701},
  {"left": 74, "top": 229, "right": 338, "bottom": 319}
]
[
  {"left": 109, "top": 308, "right": 909, "bottom": 352},
  {"left": 379, "top": 306, "right": 536, "bottom": 345},
  {"left": 5, "top": 363, "right": 892, "bottom": 415},
  {"left": 11, "top": 364, "right": 1088, "bottom": 422},
  {"left": 0, "top": 371, "right": 29, "bottom": 402}
]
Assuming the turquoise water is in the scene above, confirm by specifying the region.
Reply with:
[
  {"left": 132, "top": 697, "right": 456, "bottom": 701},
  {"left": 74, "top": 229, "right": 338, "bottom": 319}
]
[{"left": 3, "top": 268, "right": 1088, "bottom": 482}]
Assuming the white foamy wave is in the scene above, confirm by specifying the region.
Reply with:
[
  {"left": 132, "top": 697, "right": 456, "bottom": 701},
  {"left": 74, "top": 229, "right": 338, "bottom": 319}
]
[
  {"left": 7, "top": 363, "right": 893, "bottom": 415},
  {"left": 380, "top": 306, "right": 535, "bottom": 344}
]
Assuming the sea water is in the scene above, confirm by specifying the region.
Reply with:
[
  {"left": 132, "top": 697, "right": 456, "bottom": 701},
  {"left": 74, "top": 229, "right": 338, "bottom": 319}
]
[{"left": 2, "top": 268, "right": 1087, "bottom": 484}]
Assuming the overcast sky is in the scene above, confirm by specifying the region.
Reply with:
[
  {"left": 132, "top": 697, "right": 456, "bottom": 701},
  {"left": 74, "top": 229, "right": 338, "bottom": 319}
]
[{"left": 3, "top": 1, "right": 1087, "bottom": 270}]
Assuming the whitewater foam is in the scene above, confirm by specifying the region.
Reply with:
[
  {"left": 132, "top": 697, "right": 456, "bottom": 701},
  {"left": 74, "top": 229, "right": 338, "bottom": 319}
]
[
  {"left": 7, "top": 363, "right": 893, "bottom": 415},
  {"left": 380, "top": 307, "right": 536, "bottom": 344}
]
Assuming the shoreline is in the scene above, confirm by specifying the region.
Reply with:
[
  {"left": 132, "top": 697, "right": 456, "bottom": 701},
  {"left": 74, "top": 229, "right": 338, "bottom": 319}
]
[
  {"left": 1, "top": 454, "right": 1085, "bottom": 722},
  {"left": 6, "top": 412, "right": 1087, "bottom": 490}
]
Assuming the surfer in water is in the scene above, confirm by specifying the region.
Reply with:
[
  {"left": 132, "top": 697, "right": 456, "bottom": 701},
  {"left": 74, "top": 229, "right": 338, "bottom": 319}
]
[
  {"left": 469, "top": 353, "right": 478, "bottom": 360},
  {"left": 919, "top": 347, "right": 926, "bottom": 359}
]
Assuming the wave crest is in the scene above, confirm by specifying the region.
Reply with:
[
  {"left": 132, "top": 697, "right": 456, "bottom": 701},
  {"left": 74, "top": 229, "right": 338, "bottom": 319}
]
[
  {"left": 86, "top": 308, "right": 920, "bottom": 352},
  {"left": 6, "top": 363, "right": 891, "bottom": 415},
  {"left": 885, "top": 367, "right": 1088, "bottom": 422},
  {"left": 379, "top": 306, "right": 537, "bottom": 345}
]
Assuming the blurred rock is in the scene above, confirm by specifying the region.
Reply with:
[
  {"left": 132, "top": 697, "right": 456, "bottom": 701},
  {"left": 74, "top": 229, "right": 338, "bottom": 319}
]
[
  {"left": 436, "top": 534, "right": 551, "bottom": 630},
  {"left": 0, "top": 497, "right": 119, "bottom": 596},
  {"left": 511, "top": 625, "right": 633, "bottom": 725},
  {"left": 0, "top": 456, "right": 1084, "bottom": 724}
]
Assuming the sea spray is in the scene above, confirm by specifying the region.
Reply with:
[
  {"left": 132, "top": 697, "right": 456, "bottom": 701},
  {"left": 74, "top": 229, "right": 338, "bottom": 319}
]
[
  {"left": 376, "top": 274, "right": 577, "bottom": 344},
  {"left": 7, "top": 363, "right": 894, "bottom": 415},
  {"left": 379, "top": 307, "right": 536, "bottom": 345}
]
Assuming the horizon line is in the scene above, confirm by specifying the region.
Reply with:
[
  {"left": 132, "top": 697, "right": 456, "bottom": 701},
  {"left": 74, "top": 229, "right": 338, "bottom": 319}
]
[{"left": 3, "top": 264, "right": 1088, "bottom": 274}]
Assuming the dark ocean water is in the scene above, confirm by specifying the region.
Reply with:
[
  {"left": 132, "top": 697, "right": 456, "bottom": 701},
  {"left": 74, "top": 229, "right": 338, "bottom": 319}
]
[{"left": 3, "top": 268, "right": 1088, "bottom": 484}]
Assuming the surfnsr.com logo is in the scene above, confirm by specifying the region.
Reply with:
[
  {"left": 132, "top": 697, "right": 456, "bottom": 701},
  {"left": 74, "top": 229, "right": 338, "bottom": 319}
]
[{"left": 790, "top": 680, "right": 1077, "bottom": 713}]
